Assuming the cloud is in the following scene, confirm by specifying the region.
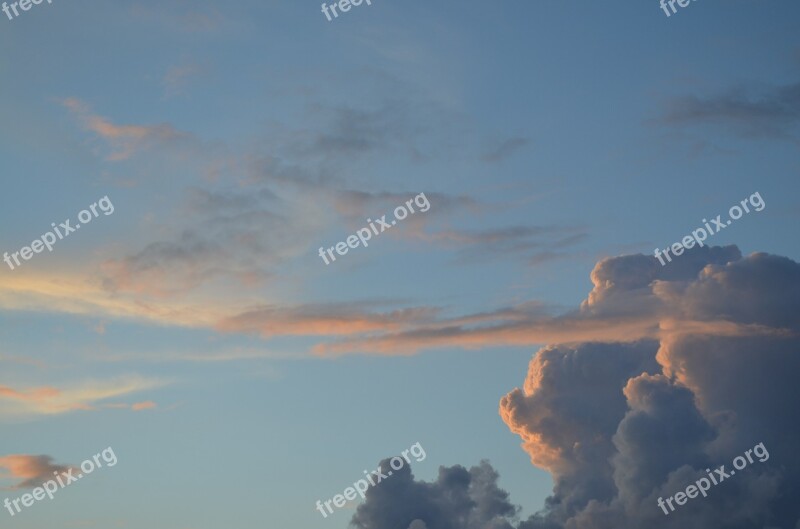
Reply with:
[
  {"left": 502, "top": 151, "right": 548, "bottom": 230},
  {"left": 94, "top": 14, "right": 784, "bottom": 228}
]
[
  {"left": 163, "top": 63, "right": 204, "bottom": 98},
  {"left": 292, "top": 98, "right": 464, "bottom": 163},
  {"left": 216, "top": 303, "right": 439, "bottom": 339},
  {"left": 95, "top": 183, "right": 494, "bottom": 300},
  {"left": 314, "top": 245, "right": 757, "bottom": 356},
  {"left": 351, "top": 458, "right": 521, "bottom": 529},
  {"left": 49, "top": 91, "right": 543, "bottom": 308},
  {"left": 63, "top": 98, "right": 188, "bottom": 161},
  {"left": 0, "top": 272, "right": 230, "bottom": 328},
  {"left": 0, "top": 377, "right": 165, "bottom": 419},
  {"left": 0, "top": 244, "right": 784, "bottom": 367},
  {"left": 349, "top": 248, "right": 800, "bottom": 528},
  {"left": 332, "top": 190, "right": 479, "bottom": 221},
  {"left": 99, "top": 186, "right": 313, "bottom": 297},
  {"left": 496, "top": 249, "right": 800, "bottom": 528},
  {"left": 0, "top": 455, "right": 73, "bottom": 489},
  {"left": 131, "top": 401, "right": 157, "bottom": 411},
  {"left": 415, "top": 226, "right": 588, "bottom": 263},
  {"left": 482, "top": 137, "right": 530, "bottom": 163},
  {"left": 661, "top": 81, "right": 800, "bottom": 139}
]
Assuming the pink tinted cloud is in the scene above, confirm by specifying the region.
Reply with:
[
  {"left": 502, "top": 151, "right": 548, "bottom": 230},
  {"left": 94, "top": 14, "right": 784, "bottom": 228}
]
[{"left": 0, "top": 455, "right": 74, "bottom": 489}]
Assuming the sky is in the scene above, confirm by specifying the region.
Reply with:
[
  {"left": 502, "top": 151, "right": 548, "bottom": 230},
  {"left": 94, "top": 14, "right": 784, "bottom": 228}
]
[{"left": 1, "top": 1, "right": 800, "bottom": 528}]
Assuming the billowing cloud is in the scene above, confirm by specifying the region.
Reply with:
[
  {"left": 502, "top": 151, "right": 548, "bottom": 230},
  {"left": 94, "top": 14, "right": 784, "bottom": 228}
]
[
  {"left": 351, "top": 458, "right": 521, "bottom": 529},
  {"left": 497, "top": 249, "right": 800, "bottom": 528},
  {"left": 347, "top": 248, "right": 800, "bottom": 528},
  {"left": 314, "top": 245, "right": 786, "bottom": 356}
]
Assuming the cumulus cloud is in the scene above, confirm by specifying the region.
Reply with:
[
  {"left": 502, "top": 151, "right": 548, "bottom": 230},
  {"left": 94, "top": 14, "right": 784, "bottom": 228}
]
[
  {"left": 351, "top": 458, "right": 521, "bottom": 529},
  {"left": 497, "top": 248, "right": 800, "bottom": 528},
  {"left": 349, "top": 248, "right": 800, "bottom": 528},
  {"left": 314, "top": 246, "right": 756, "bottom": 356}
]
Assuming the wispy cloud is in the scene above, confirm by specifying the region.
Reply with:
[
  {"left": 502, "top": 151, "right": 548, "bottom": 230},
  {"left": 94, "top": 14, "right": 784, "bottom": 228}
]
[
  {"left": 62, "top": 98, "right": 189, "bottom": 161},
  {"left": 660, "top": 81, "right": 800, "bottom": 139},
  {"left": 131, "top": 401, "right": 157, "bottom": 411},
  {"left": 481, "top": 137, "right": 529, "bottom": 162},
  {"left": 416, "top": 226, "right": 588, "bottom": 263},
  {"left": 216, "top": 303, "right": 440, "bottom": 338},
  {"left": 0, "top": 376, "right": 166, "bottom": 419},
  {"left": 163, "top": 63, "right": 204, "bottom": 98}
]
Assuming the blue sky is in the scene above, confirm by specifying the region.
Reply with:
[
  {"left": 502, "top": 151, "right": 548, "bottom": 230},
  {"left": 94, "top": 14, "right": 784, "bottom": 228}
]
[{"left": 1, "top": 1, "right": 800, "bottom": 528}]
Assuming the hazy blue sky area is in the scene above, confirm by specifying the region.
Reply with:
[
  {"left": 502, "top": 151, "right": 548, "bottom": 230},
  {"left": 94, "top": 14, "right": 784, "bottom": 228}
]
[{"left": 1, "top": 1, "right": 799, "bottom": 528}]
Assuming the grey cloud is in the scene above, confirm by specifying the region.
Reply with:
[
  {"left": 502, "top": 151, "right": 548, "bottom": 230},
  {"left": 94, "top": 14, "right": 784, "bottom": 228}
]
[
  {"left": 498, "top": 249, "right": 800, "bottom": 529},
  {"left": 661, "top": 81, "right": 800, "bottom": 139},
  {"left": 294, "top": 98, "right": 458, "bottom": 163},
  {"left": 332, "top": 190, "right": 480, "bottom": 221},
  {"left": 351, "top": 459, "right": 519, "bottom": 529},
  {"left": 420, "top": 226, "right": 588, "bottom": 264},
  {"left": 348, "top": 249, "right": 800, "bottom": 528},
  {"left": 481, "top": 137, "right": 530, "bottom": 163},
  {"left": 101, "top": 187, "right": 310, "bottom": 296}
]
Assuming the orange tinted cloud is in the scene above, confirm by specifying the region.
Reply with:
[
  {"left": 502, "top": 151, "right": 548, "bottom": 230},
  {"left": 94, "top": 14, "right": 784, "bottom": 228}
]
[
  {"left": 0, "top": 386, "right": 60, "bottom": 402},
  {"left": 0, "top": 455, "right": 73, "bottom": 489},
  {"left": 0, "top": 377, "right": 165, "bottom": 419},
  {"left": 63, "top": 98, "right": 185, "bottom": 160},
  {"left": 215, "top": 305, "right": 439, "bottom": 338}
]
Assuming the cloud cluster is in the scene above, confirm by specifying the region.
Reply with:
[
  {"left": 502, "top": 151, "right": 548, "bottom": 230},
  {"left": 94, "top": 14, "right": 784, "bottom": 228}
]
[
  {"left": 498, "top": 249, "right": 800, "bottom": 528},
  {"left": 351, "top": 248, "right": 800, "bottom": 528},
  {"left": 351, "top": 458, "right": 522, "bottom": 529}
]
